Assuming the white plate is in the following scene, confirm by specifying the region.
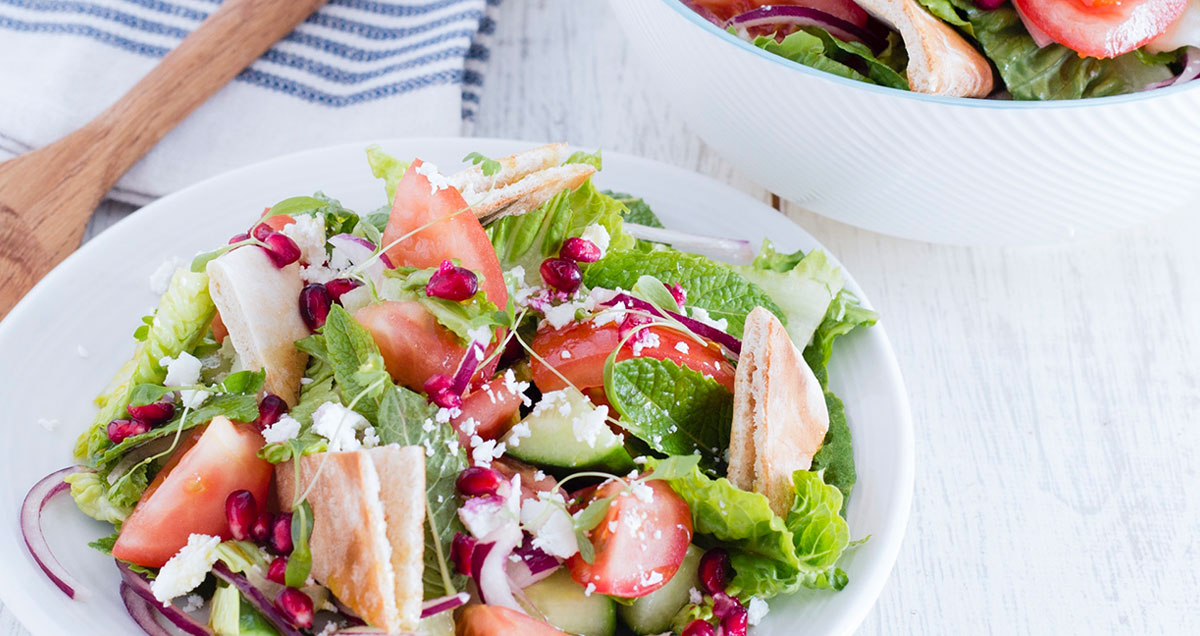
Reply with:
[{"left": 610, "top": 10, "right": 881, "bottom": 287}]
[{"left": 0, "top": 138, "right": 913, "bottom": 636}]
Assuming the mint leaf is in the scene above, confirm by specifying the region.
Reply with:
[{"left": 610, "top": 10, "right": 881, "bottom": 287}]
[
  {"left": 321, "top": 305, "right": 391, "bottom": 423},
  {"left": 219, "top": 369, "right": 266, "bottom": 395},
  {"left": 96, "top": 392, "right": 261, "bottom": 468},
  {"left": 375, "top": 386, "right": 468, "bottom": 599},
  {"left": 737, "top": 241, "right": 845, "bottom": 348},
  {"left": 262, "top": 195, "right": 326, "bottom": 220},
  {"left": 463, "top": 151, "right": 502, "bottom": 177},
  {"left": 585, "top": 248, "right": 783, "bottom": 337},
  {"left": 811, "top": 391, "right": 856, "bottom": 507},
  {"left": 605, "top": 358, "right": 733, "bottom": 471}
]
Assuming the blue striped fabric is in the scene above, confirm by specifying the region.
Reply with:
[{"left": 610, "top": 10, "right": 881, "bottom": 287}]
[{"left": 0, "top": 0, "right": 499, "bottom": 119}]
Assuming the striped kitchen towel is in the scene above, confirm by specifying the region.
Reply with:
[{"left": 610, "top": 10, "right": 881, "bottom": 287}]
[{"left": 0, "top": 0, "right": 501, "bottom": 204}]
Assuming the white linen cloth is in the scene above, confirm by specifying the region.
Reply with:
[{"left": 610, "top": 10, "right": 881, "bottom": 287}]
[{"left": 0, "top": 0, "right": 499, "bottom": 204}]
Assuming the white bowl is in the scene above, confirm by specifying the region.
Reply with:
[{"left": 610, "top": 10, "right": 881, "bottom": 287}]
[
  {"left": 0, "top": 138, "right": 912, "bottom": 636},
  {"left": 611, "top": 0, "right": 1200, "bottom": 245}
]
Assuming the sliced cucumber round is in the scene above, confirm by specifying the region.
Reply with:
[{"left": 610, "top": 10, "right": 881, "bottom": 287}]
[
  {"left": 618, "top": 545, "right": 703, "bottom": 635},
  {"left": 524, "top": 568, "right": 617, "bottom": 636},
  {"left": 504, "top": 388, "right": 634, "bottom": 472}
]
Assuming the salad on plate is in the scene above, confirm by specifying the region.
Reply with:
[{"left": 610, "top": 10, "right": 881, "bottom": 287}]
[
  {"left": 684, "top": 0, "right": 1200, "bottom": 99},
  {"left": 21, "top": 143, "right": 877, "bottom": 636}
]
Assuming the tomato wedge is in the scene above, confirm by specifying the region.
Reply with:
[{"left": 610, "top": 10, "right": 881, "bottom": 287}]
[
  {"left": 529, "top": 321, "right": 736, "bottom": 393},
  {"left": 1014, "top": 0, "right": 1186, "bottom": 58},
  {"left": 456, "top": 604, "right": 566, "bottom": 636},
  {"left": 566, "top": 479, "right": 693, "bottom": 598},
  {"left": 355, "top": 300, "right": 466, "bottom": 392},
  {"left": 451, "top": 376, "right": 524, "bottom": 444},
  {"left": 112, "top": 417, "right": 273, "bottom": 568},
  {"left": 382, "top": 159, "right": 508, "bottom": 308}
]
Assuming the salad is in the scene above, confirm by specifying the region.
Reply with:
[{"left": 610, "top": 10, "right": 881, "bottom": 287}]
[
  {"left": 21, "top": 143, "right": 877, "bottom": 636},
  {"left": 684, "top": 0, "right": 1200, "bottom": 99}
]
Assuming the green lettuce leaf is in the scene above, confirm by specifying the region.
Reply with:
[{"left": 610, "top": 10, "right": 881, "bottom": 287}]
[
  {"left": 380, "top": 266, "right": 503, "bottom": 345},
  {"left": 802, "top": 289, "right": 878, "bottom": 386},
  {"left": 96, "top": 392, "right": 261, "bottom": 468},
  {"left": 487, "top": 179, "right": 636, "bottom": 283},
  {"left": 366, "top": 145, "right": 411, "bottom": 205},
  {"left": 375, "top": 385, "right": 469, "bottom": 599},
  {"left": 603, "top": 190, "right": 664, "bottom": 228},
  {"left": 810, "top": 390, "right": 856, "bottom": 506},
  {"left": 65, "top": 471, "right": 131, "bottom": 524},
  {"left": 788, "top": 471, "right": 850, "bottom": 575},
  {"left": 584, "top": 248, "right": 784, "bottom": 338},
  {"left": 738, "top": 241, "right": 845, "bottom": 348},
  {"left": 565, "top": 149, "right": 603, "bottom": 170},
  {"left": 605, "top": 358, "right": 733, "bottom": 472},
  {"left": 76, "top": 269, "right": 216, "bottom": 463},
  {"left": 320, "top": 305, "right": 392, "bottom": 423},
  {"left": 751, "top": 28, "right": 909, "bottom": 90}
]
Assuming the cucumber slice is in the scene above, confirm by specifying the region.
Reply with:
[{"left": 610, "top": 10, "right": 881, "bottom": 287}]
[
  {"left": 505, "top": 388, "right": 634, "bottom": 472},
  {"left": 618, "top": 545, "right": 703, "bottom": 635},
  {"left": 524, "top": 568, "right": 617, "bottom": 636}
]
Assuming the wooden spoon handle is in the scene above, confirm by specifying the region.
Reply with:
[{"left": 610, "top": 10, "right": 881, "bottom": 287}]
[{"left": 89, "top": 0, "right": 329, "bottom": 176}]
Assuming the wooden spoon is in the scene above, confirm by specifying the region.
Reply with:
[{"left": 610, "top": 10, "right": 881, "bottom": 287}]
[{"left": 0, "top": 0, "right": 329, "bottom": 319}]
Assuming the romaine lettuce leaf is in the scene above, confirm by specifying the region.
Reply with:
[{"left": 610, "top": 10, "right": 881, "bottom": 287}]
[
  {"left": 602, "top": 190, "right": 664, "bottom": 228},
  {"left": 76, "top": 269, "right": 216, "bottom": 463},
  {"left": 751, "top": 28, "right": 909, "bottom": 90},
  {"left": 584, "top": 248, "right": 784, "bottom": 338},
  {"left": 802, "top": 289, "right": 878, "bottom": 386},
  {"left": 380, "top": 266, "right": 503, "bottom": 345},
  {"left": 487, "top": 179, "right": 636, "bottom": 283},
  {"left": 737, "top": 241, "right": 845, "bottom": 349},
  {"left": 366, "top": 145, "right": 410, "bottom": 205},
  {"left": 788, "top": 470, "right": 850, "bottom": 582},
  {"left": 605, "top": 358, "right": 733, "bottom": 472},
  {"left": 65, "top": 471, "right": 130, "bottom": 524}
]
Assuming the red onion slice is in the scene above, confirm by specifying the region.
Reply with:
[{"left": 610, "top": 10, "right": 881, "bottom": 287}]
[
  {"left": 450, "top": 340, "right": 487, "bottom": 397},
  {"left": 115, "top": 561, "right": 211, "bottom": 636},
  {"left": 21, "top": 466, "right": 89, "bottom": 599},
  {"left": 469, "top": 525, "right": 523, "bottom": 612},
  {"left": 726, "top": 5, "right": 887, "bottom": 52},
  {"left": 120, "top": 583, "right": 175, "bottom": 636},
  {"left": 605, "top": 293, "right": 742, "bottom": 356},
  {"left": 329, "top": 234, "right": 391, "bottom": 284},
  {"left": 625, "top": 224, "right": 756, "bottom": 265},
  {"left": 421, "top": 591, "right": 471, "bottom": 618},
  {"left": 212, "top": 563, "right": 305, "bottom": 636}
]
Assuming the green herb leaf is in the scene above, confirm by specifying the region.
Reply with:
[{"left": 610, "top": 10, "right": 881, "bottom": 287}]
[
  {"left": 572, "top": 494, "right": 616, "bottom": 533},
  {"left": 262, "top": 196, "right": 326, "bottom": 220},
  {"left": 603, "top": 191, "right": 664, "bottom": 229},
  {"left": 219, "top": 369, "right": 266, "bottom": 395},
  {"left": 321, "top": 305, "right": 391, "bottom": 423},
  {"left": 641, "top": 454, "right": 700, "bottom": 481},
  {"left": 463, "top": 151, "right": 502, "bottom": 177},
  {"left": 380, "top": 266, "right": 503, "bottom": 345},
  {"left": 128, "top": 383, "right": 174, "bottom": 407},
  {"left": 88, "top": 533, "right": 119, "bottom": 554},
  {"left": 750, "top": 27, "right": 908, "bottom": 90},
  {"left": 97, "top": 392, "right": 261, "bottom": 468},
  {"left": 286, "top": 501, "right": 314, "bottom": 587},
  {"left": 810, "top": 391, "right": 856, "bottom": 508},
  {"left": 605, "top": 358, "right": 733, "bottom": 472},
  {"left": 585, "top": 248, "right": 783, "bottom": 338},
  {"left": 631, "top": 275, "right": 680, "bottom": 312}
]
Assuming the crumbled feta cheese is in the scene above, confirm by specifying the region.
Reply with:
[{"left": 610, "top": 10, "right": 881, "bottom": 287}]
[
  {"left": 572, "top": 404, "right": 610, "bottom": 448},
  {"left": 579, "top": 224, "right": 611, "bottom": 257},
  {"left": 422, "top": 418, "right": 436, "bottom": 432},
  {"left": 76, "top": 345, "right": 89, "bottom": 358},
  {"left": 689, "top": 306, "right": 729, "bottom": 332},
  {"left": 362, "top": 426, "right": 380, "bottom": 448},
  {"left": 151, "top": 534, "right": 221, "bottom": 604},
  {"left": 638, "top": 569, "right": 664, "bottom": 588},
  {"left": 674, "top": 341, "right": 690, "bottom": 354},
  {"left": 542, "top": 300, "right": 584, "bottom": 329},
  {"left": 312, "top": 401, "right": 369, "bottom": 452},
  {"left": 585, "top": 583, "right": 596, "bottom": 597},
  {"left": 316, "top": 621, "right": 342, "bottom": 636},
  {"left": 505, "top": 421, "right": 532, "bottom": 448},
  {"left": 261, "top": 415, "right": 302, "bottom": 443},
  {"left": 631, "top": 331, "right": 660, "bottom": 356},
  {"left": 436, "top": 406, "right": 462, "bottom": 424},
  {"left": 300, "top": 377, "right": 314, "bottom": 385},
  {"left": 160, "top": 352, "right": 209, "bottom": 408},
  {"left": 747, "top": 597, "right": 769, "bottom": 625},
  {"left": 458, "top": 417, "right": 478, "bottom": 437},
  {"left": 559, "top": 350, "right": 572, "bottom": 359},
  {"left": 502, "top": 369, "right": 531, "bottom": 406},
  {"left": 689, "top": 587, "right": 703, "bottom": 604},
  {"left": 300, "top": 263, "right": 337, "bottom": 284},
  {"left": 470, "top": 437, "right": 505, "bottom": 466},
  {"left": 36, "top": 418, "right": 58, "bottom": 432},
  {"left": 415, "top": 162, "right": 450, "bottom": 193},
  {"left": 149, "top": 258, "right": 182, "bottom": 295},
  {"left": 592, "top": 301, "right": 627, "bottom": 327},
  {"left": 466, "top": 325, "right": 492, "bottom": 346},
  {"left": 533, "top": 470, "right": 546, "bottom": 482},
  {"left": 280, "top": 214, "right": 328, "bottom": 267},
  {"left": 520, "top": 494, "right": 579, "bottom": 558},
  {"left": 181, "top": 594, "right": 204, "bottom": 613},
  {"left": 630, "top": 480, "right": 655, "bottom": 503}
]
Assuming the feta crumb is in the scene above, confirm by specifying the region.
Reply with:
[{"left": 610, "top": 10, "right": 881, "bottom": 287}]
[
  {"left": 160, "top": 352, "right": 209, "bottom": 408},
  {"left": 458, "top": 417, "right": 479, "bottom": 436},
  {"left": 584, "top": 583, "right": 596, "bottom": 597},
  {"left": 638, "top": 569, "right": 664, "bottom": 588},
  {"left": 560, "top": 350, "right": 572, "bottom": 359},
  {"left": 689, "top": 587, "right": 703, "bottom": 605},
  {"left": 436, "top": 406, "right": 462, "bottom": 424},
  {"left": 149, "top": 258, "right": 182, "bottom": 295},
  {"left": 422, "top": 418, "right": 436, "bottom": 432},
  {"left": 747, "top": 597, "right": 770, "bottom": 625},
  {"left": 280, "top": 214, "right": 328, "bottom": 267},
  {"left": 533, "top": 470, "right": 546, "bottom": 482},
  {"left": 299, "top": 377, "right": 314, "bottom": 386},
  {"left": 471, "top": 438, "right": 505, "bottom": 466},
  {"left": 689, "top": 306, "right": 729, "bottom": 332},
  {"left": 630, "top": 480, "right": 655, "bottom": 503},
  {"left": 261, "top": 415, "right": 302, "bottom": 443},
  {"left": 466, "top": 324, "right": 492, "bottom": 346},
  {"left": 579, "top": 224, "right": 611, "bottom": 257},
  {"left": 674, "top": 341, "right": 690, "bottom": 354},
  {"left": 631, "top": 331, "right": 661, "bottom": 356},
  {"left": 362, "top": 425, "right": 380, "bottom": 448},
  {"left": 415, "top": 162, "right": 450, "bottom": 193},
  {"left": 573, "top": 405, "right": 609, "bottom": 448},
  {"left": 520, "top": 494, "right": 579, "bottom": 558},
  {"left": 36, "top": 418, "right": 58, "bottom": 432},
  {"left": 76, "top": 345, "right": 90, "bottom": 358},
  {"left": 542, "top": 301, "right": 583, "bottom": 329},
  {"left": 300, "top": 264, "right": 337, "bottom": 284},
  {"left": 591, "top": 301, "right": 627, "bottom": 327},
  {"left": 181, "top": 594, "right": 203, "bottom": 613},
  {"left": 151, "top": 534, "right": 221, "bottom": 604},
  {"left": 505, "top": 421, "right": 532, "bottom": 448},
  {"left": 312, "top": 401, "right": 369, "bottom": 452}
]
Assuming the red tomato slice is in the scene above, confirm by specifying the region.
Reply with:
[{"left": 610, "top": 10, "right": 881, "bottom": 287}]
[
  {"left": 355, "top": 300, "right": 466, "bottom": 392},
  {"left": 690, "top": 0, "right": 869, "bottom": 27},
  {"left": 112, "top": 418, "right": 273, "bottom": 568},
  {"left": 455, "top": 604, "right": 567, "bottom": 636},
  {"left": 566, "top": 479, "right": 693, "bottom": 598},
  {"left": 1014, "top": 0, "right": 1186, "bottom": 58},
  {"left": 493, "top": 456, "right": 563, "bottom": 502},
  {"left": 258, "top": 214, "right": 295, "bottom": 233},
  {"left": 530, "top": 321, "right": 736, "bottom": 393},
  {"left": 211, "top": 311, "right": 229, "bottom": 344},
  {"left": 382, "top": 159, "right": 508, "bottom": 308},
  {"left": 451, "top": 376, "right": 523, "bottom": 444}
]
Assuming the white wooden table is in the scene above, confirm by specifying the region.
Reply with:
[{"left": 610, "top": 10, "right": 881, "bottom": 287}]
[{"left": 5, "top": 1, "right": 1199, "bottom": 634}]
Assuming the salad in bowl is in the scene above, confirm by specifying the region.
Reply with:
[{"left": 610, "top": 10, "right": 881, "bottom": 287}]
[
  {"left": 683, "top": 0, "right": 1200, "bottom": 98},
  {"left": 21, "top": 144, "right": 877, "bottom": 635}
]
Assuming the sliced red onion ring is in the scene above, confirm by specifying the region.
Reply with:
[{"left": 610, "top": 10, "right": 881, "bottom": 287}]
[
  {"left": 328, "top": 234, "right": 392, "bottom": 285},
  {"left": 21, "top": 466, "right": 88, "bottom": 599},
  {"left": 507, "top": 538, "right": 560, "bottom": 589},
  {"left": 120, "top": 583, "right": 175, "bottom": 636},
  {"left": 470, "top": 525, "right": 524, "bottom": 612},
  {"left": 726, "top": 5, "right": 887, "bottom": 52},
  {"left": 450, "top": 340, "right": 487, "bottom": 397},
  {"left": 116, "top": 561, "right": 210, "bottom": 636},
  {"left": 605, "top": 293, "right": 742, "bottom": 356},
  {"left": 1147, "top": 47, "right": 1200, "bottom": 90},
  {"left": 625, "top": 224, "right": 756, "bottom": 265},
  {"left": 212, "top": 563, "right": 305, "bottom": 636},
  {"left": 421, "top": 591, "right": 471, "bottom": 618}
]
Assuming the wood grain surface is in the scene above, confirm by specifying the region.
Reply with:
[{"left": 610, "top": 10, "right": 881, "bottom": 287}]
[{"left": 3, "top": 1, "right": 1198, "bottom": 634}]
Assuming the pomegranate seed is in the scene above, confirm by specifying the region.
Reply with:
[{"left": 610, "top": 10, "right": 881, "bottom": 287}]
[
  {"left": 262, "top": 233, "right": 301, "bottom": 268},
  {"left": 721, "top": 603, "right": 749, "bottom": 636},
  {"left": 275, "top": 588, "right": 314, "bottom": 629},
  {"left": 251, "top": 223, "right": 274, "bottom": 242},
  {"left": 711, "top": 591, "right": 741, "bottom": 619},
  {"left": 560, "top": 237, "right": 602, "bottom": 263},
  {"left": 540, "top": 257, "right": 582, "bottom": 294},
  {"left": 106, "top": 419, "right": 150, "bottom": 444},
  {"left": 267, "top": 556, "right": 289, "bottom": 584},
  {"left": 126, "top": 400, "right": 176, "bottom": 426},
  {"left": 451, "top": 532, "right": 477, "bottom": 576},
  {"left": 325, "top": 278, "right": 363, "bottom": 304},
  {"left": 225, "top": 490, "right": 258, "bottom": 541},
  {"left": 299, "top": 284, "right": 332, "bottom": 331},
  {"left": 699, "top": 548, "right": 732, "bottom": 594},
  {"left": 682, "top": 620, "right": 716, "bottom": 636},
  {"left": 254, "top": 394, "right": 288, "bottom": 431},
  {"left": 456, "top": 466, "right": 503, "bottom": 497},
  {"left": 229, "top": 232, "right": 250, "bottom": 245},
  {"left": 669, "top": 283, "right": 687, "bottom": 308},
  {"left": 270, "top": 512, "right": 294, "bottom": 554},
  {"left": 250, "top": 512, "right": 274, "bottom": 544},
  {"left": 425, "top": 260, "right": 478, "bottom": 302}
]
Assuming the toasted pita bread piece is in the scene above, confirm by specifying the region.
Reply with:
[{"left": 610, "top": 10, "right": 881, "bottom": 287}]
[
  {"left": 448, "top": 144, "right": 597, "bottom": 223},
  {"left": 855, "top": 0, "right": 993, "bottom": 97},
  {"left": 729, "top": 307, "right": 830, "bottom": 517},
  {"left": 276, "top": 445, "right": 426, "bottom": 633},
  {"left": 206, "top": 247, "right": 309, "bottom": 405}
]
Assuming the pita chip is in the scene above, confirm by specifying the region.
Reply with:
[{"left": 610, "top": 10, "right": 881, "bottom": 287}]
[{"left": 448, "top": 143, "right": 597, "bottom": 223}]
